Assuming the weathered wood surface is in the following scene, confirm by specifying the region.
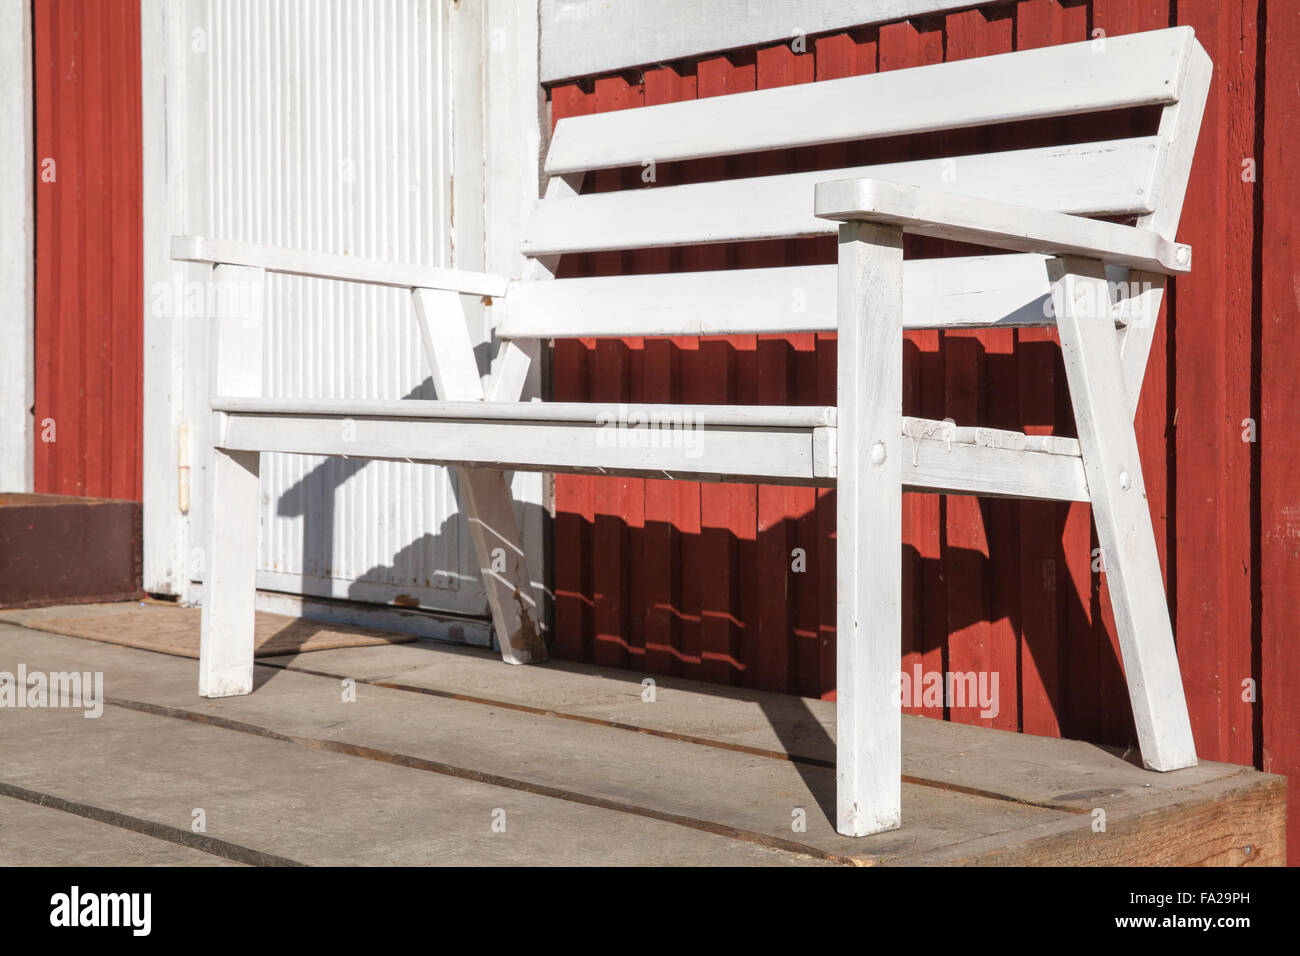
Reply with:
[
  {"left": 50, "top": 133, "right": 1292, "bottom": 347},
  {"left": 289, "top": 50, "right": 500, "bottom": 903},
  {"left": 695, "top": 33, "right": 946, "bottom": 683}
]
[{"left": 0, "top": 616, "right": 1282, "bottom": 866}]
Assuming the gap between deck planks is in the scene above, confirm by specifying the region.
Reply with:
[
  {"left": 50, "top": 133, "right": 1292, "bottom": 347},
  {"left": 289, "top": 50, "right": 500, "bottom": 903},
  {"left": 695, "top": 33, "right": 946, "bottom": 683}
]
[{"left": 0, "top": 611, "right": 1284, "bottom": 866}]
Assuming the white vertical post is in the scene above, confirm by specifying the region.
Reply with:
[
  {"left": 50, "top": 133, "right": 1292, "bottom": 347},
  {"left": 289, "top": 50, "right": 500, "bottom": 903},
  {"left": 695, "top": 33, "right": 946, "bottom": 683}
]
[
  {"left": 141, "top": 0, "right": 193, "bottom": 597},
  {"left": 0, "top": 0, "right": 33, "bottom": 491},
  {"left": 1049, "top": 256, "right": 1197, "bottom": 770},
  {"left": 836, "top": 221, "right": 904, "bottom": 836},
  {"left": 413, "top": 287, "right": 546, "bottom": 664},
  {"left": 198, "top": 263, "right": 264, "bottom": 697}
]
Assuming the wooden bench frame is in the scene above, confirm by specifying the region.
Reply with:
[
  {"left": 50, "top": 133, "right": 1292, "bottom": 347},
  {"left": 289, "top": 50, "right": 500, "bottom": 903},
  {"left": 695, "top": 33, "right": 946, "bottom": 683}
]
[{"left": 174, "top": 26, "right": 1212, "bottom": 837}]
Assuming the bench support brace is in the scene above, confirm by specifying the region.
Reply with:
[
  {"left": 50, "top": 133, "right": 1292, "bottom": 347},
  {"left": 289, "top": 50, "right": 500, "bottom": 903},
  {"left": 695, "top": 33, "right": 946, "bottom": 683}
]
[
  {"left": 1049, "top": 257, "right": 1196, "bottom": 770},
  {"left": 412, "top": 289, "right": 547, "bottom": 664}
]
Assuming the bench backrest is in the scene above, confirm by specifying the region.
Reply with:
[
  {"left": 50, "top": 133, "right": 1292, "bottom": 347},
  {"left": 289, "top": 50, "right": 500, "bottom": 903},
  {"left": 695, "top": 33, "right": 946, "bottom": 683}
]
[{"left": 502, "top": 26, "right": 1210, "bottom": 340}]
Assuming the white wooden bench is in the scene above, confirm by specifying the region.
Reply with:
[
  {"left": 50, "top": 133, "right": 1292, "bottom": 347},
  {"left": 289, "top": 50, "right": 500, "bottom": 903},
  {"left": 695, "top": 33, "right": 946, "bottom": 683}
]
[{"left": 173, "top": 26, "right": 1212, "bottom": 837}]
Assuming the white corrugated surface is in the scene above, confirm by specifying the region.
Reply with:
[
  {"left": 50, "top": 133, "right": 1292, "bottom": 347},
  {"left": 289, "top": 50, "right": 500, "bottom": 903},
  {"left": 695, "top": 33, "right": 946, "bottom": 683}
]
[{"left": 191, "top": 0, "right": 484, "bottom": 613}]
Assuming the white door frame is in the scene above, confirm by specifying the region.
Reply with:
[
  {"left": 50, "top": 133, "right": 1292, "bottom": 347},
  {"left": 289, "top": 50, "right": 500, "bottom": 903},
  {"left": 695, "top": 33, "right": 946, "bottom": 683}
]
[
  {"left": 140, "top": 0, "right": 546, "bottom": 637},
  {"left": 141, "top": 0, "right": 190, "bottom": 596}
]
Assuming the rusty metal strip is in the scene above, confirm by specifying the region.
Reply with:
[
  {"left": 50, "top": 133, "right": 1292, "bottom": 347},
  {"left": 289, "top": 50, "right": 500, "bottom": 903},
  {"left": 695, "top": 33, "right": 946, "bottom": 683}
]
[{"left": 0, "top": 780, "right": 306, "bottom": 867}]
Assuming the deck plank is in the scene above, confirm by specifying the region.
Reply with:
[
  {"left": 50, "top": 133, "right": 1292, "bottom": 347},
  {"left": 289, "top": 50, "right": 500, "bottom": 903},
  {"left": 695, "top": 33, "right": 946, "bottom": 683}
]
[{"left": 0, "top": 608, "right": 1285, "bottom": 866}]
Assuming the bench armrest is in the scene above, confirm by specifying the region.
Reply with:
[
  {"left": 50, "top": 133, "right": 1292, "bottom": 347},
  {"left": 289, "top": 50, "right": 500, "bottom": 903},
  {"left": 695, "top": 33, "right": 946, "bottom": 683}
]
[
  {"left": 170, "top": 235, "right": 510, "bottom": 297},
  {"left": 814, "top": 178, "right": 1190, "bottom": 275}
]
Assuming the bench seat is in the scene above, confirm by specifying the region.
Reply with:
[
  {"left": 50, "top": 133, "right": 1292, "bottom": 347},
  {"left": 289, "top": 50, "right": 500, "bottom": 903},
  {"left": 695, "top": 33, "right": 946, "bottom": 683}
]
[
  {"left": 212, "top": 397, "right": 839, "bottom": 486},
  {"left": 210, "top": 397, "right": 1088, "bottom": 501}
]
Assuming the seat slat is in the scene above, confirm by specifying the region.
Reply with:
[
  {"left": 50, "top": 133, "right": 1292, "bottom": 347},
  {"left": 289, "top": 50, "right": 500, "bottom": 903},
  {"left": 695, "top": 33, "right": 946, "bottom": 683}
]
[
  {"left": 501, "top": 256, "right": 1131, "bottom": 339},
  {"left": 218, "top": 412, "right": 833, "bottom": 487},
  {"left": 902, "top": 417, "right": 1081, "bottom": 457},
  {"left": 544, "top": 27, "right": 1193, "bottom": 175},
  {"left": 900, "top": 418, "right": 1089, "bottom": 502},
  {"left": 903, "top": 441, "right": 1091, "bottom": 502},
  {"left": 212, "top": 397, "right": 836, "bottom": 429},
  {"left": 524, "top": 138, "right": 1160, "bottom": 257}
]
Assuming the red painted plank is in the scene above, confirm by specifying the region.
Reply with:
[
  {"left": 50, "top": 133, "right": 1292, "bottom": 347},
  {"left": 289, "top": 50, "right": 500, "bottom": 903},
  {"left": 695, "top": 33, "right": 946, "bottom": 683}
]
[
  {"left": 788, "top": 59, "right": 824, "bottom": 699},
  {"left": 1169, "top": 0, "right": 1227, "bottom": 757},
  {"left": 32, "top": 0, "right": 143, "bottom": 496},
  {"left": 1011, "top": 0, "right": 1066, "bottom": 739},
  {"left": 107, "top": 1, "right": 143, "bottom": 501},
  {"left": 693, "top": 53, "right": 755, "bottom": 686},
  {"left": 1174, "top": 0, "right": 1259, "bottom": 769},
  {"left": 1260, "top": 0, "right": 1300, "bottom": 866},
  {"left": 1051, "top": 0, "right": 1104, "bottom": 749},
  {"left": 943, "top": 8, "right": 1017, "bottom": 730},
  {"left": 752, "top": 41, "right": 815, "bottom": 693},
  {"left": 81, "top": 0, "right": 108, "bottom": 496},
  {"left": 549, "top": 82, "right": 595, "bottom": 663},
  {"left": 41, "top": 0, "right": 86, "bottom": 495},
  {"left": 660, "top": 56, "right": 703, "bottom": 682},
  {"left": 974, "top": 10, "right": 1020, "bottom": 735},
  {"left": 811, "top": 30, "right": 876, "bottom": 701},
  {"left": 640, "top": 65, "right": 691, "bottom": 678},
  {"left": 1013, "top": 0, "right": 1101, "bottom": 745},
  {"left": 588, "top": 75, "right": 642, "bottom": 671},
  {"left": 33, "top": 0, "right": 143, "bottom": 501},
  {"left": 1090, "top": 0, "right": 1146, "bottom": 749},
  {"left": 878, "top": 18, "right": 947, "bottom": 719},
  {"left": 719, "top": 51, "right": 762, "bottom": 691}
]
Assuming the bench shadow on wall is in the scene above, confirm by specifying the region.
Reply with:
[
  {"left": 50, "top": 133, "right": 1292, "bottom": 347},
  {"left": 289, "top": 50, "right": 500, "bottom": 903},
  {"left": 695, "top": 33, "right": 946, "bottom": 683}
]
[{"left": 265, "top": 376, "right": 507, "bottom": 672}]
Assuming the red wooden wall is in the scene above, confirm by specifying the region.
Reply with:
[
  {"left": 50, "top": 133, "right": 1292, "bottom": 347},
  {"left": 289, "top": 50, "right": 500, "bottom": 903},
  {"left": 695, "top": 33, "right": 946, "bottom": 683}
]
[
  {"left": 548, "top": 0, "right": 1298, "bottom": 860},
  {"left": 33, "top": 0, "right": 143, "bottom": 501}
]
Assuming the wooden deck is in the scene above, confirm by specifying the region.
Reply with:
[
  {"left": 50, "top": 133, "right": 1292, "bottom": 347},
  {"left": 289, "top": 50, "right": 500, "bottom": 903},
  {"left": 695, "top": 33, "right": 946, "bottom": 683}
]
[{"left": 0, "top": 603, "right": 1285, "bottom": 866}]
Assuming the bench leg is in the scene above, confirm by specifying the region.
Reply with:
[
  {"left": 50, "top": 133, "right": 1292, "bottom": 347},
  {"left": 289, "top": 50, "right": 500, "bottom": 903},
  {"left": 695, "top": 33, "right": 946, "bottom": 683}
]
[
  {"left": 836, "top": 222, "right": 905, "bottom": 835},
  {"left": 457, "top": 468, "right": 546, "bottom": 664},
  {"left": 1050, "top": 257, "right": 1197, "bottom": 771},
  {"left": 412, "top": 287, "right": 546, "bottom": 664},
  {"left": 199, "top": 448, "right": 260, "bottom": 697}
]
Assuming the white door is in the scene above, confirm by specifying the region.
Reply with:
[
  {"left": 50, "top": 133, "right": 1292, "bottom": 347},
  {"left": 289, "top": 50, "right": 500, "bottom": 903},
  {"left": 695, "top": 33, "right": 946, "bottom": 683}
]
[{"left": 143, "top": 0, "right": 494, "bottom": 622}]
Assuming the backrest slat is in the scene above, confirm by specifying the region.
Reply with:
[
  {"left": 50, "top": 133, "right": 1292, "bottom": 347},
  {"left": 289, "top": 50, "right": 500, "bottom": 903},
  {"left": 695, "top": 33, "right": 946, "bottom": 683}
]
[
  {"left": 544, "top": 27, "right": 1195, "bottom": 175},
  {"left": 1141, "top": 42, "right": 1213, "bottom": 239},
  {"left": 523, "top": 138, "right": 1160, "bottom": 257},
  {"left": 502, "top": 257, "right": 1129, "bottom": 340}
]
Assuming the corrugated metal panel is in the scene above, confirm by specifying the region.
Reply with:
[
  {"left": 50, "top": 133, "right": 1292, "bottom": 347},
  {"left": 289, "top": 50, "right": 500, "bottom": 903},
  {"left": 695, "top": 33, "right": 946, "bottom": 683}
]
[
  {"left": 190, "top": 0, "right": 480, "bottom": 611},
  {"left": 33, "top": 0, "right": 143, "bottom": 500}
]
